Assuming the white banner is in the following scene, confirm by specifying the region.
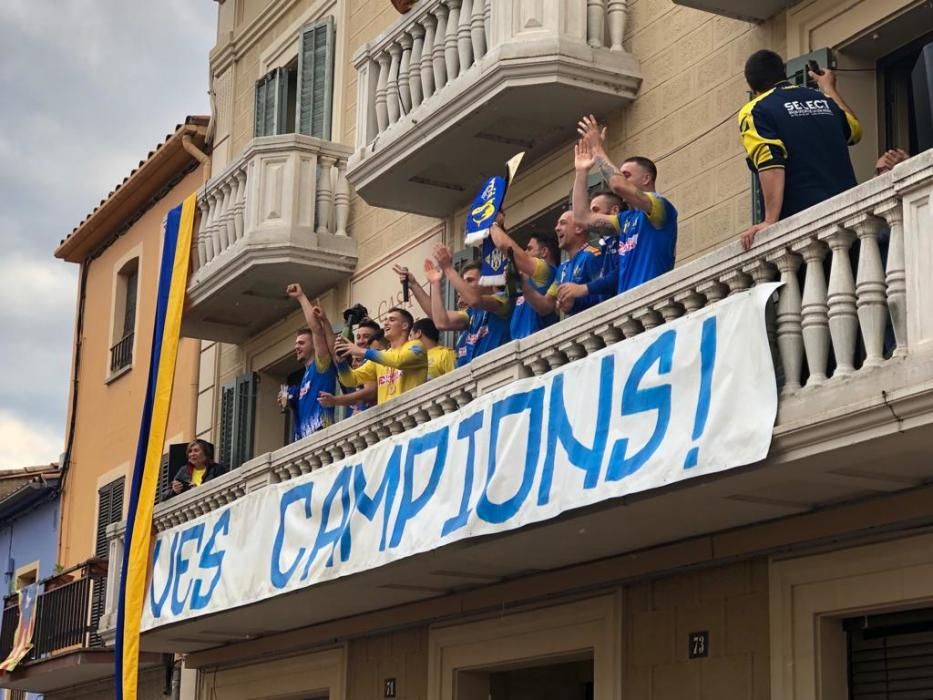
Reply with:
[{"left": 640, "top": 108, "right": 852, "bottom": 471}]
[{"left": 143, "top": 284, "right": 779, "bottom": 630}]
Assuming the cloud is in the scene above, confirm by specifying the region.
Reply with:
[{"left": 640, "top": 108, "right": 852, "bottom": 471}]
[
  {"left": 0, "top": 1, "right": 215, "bottom": 467},
  {"left": 0, "top": 411, "right": 62, "bottom": 469}
]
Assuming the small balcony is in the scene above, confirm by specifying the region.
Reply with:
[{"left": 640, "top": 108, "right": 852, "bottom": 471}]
[
  {"left": 183, "top": 135, "right": 358, "bottom": 343},
  {"left": 0, "top": 560, "right": 161, "bottom": 693},
  {"left": 671, "top": 0, "right": 795, "bottom": 23},
  {"left": 103, "top": 152, "right": 933, "bottom": 653},
  {"left": 347, "top": 0, "right": 641, "bottom": 217}
]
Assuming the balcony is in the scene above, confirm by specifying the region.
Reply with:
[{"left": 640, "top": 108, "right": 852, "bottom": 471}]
[
  {"left": 104, "top": 151, "right": 933, "bottom": 653},
  {"left": 183, "top": 135, "right": 358, "bottom": 343},
  {"left": 671, "top": 0, "right": 795, "bottom": 23},
  {"left": 347, "top": 0, "right": 641, "bottom": 217},
  {"left": 0, "top": 560, "right": 161, "bottom": 693}
]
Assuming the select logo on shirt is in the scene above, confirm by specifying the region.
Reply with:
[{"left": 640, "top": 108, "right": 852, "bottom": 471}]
[
  {"left": 298, "top": 381, "right": 311, "bottom": 399},
  {"left": 378, "top": 369, "right": 403, "bottom": 386},
  {"left": 784, "top": 99, "right": 832, "bottom": 117},
  {"left": 617, "top": 233, "right": 640, "bottom": 257}
]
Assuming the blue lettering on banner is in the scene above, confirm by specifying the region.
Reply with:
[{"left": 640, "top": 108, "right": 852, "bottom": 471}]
[
  {"left": 191, "top": 509, "right": 231, "bottom": 610},
  {"left": 606, "top": 330, "right": 676, "bottom": 481},
  {"left": 270, "top": 482, "right": 314, "bottom": 589},
  {"left": 476, "top": 387, "right": 544, "bottom": 524},
  {"left": 390, "top": 426, "right": 450, "bottom": 548},
  {"left": 171, "top": 524, "right": 205, "bottom": 616},
  {"left": 684, "top": 316, "right": 717, "bottom": 468},
  {"left": 538, "top": 355, "right": 614, "bottom": 505},
  {"left": 442, "top": 411, "right": 484, "bottom": 537},
  {"left": 149, "top": 533, "right": 178, "bottom": 618},
  {"left": 302, "top": 465, "right": 353, "bottom": 578},
  {"left": 349, "top": 448, "right": 401, "bottom": 553}
]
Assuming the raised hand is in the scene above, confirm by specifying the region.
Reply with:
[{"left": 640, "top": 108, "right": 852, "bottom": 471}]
[
  {"left": 433, "top": 243, "right": 454, "bottom": 270},
  {"left": 392, "top": 263, "right": 416, "bottom": 287},
  {"left": 577, "top": 114, "right": 608, "bottom": 154},
  {"left": 574, "top": 140, "right": 595, "bottom": 173},
  {"left": 334, "top": 335, "right": 365, "bottom": 359},
  {"left": 423, "top": 258, "right": 443, "bottom": 284},
  {"left": 286, "top": 283, "right": 304, "bottom": 298}
]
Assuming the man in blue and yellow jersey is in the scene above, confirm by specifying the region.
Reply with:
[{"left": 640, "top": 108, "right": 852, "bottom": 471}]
[
  {"left": 411, "top": 318, "right": 456, "bottom": 379},
  {"left": 559, "top": 128, "right": 677, "bottom": 306},
  {"left": 334, "top": 307, "right": 427, "bottom": 404},
  {"left": 489, "top": 222, "right": 560, "bottom": 339},
  {"left": 283, "top": 283, "right": 338, "bottom": 441},
  {"left": 538, "top": 210, "right": 604, "bottom": 317},
  {"left": 738, "top": 50, "right": 861, "bottom": 249},
  {"left": 428, "top": 244, "right": 512, "bottom": 367},
  {"left": 590, "top": 190, "right": 626, "bottom": 280}
]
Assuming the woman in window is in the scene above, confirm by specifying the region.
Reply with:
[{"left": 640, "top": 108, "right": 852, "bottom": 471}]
[{"left": 168, "top": 440, "right": 228, "bottom": 498}]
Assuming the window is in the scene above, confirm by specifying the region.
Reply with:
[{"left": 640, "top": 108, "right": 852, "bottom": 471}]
[
  {"left": 110, "top": 258, "right": 138, "bottom": 373},
  {"left": 92, "top": 477, "right": 124, "bottom": 646},
  {"left": 879, "top": 31, "right": 933, "bottom": 156},
  {"left": 254, "top": 17, "right": 335, "bottom": 139},
  {"left": 219, "top": 372, "right": 257, "bottom": 470}
]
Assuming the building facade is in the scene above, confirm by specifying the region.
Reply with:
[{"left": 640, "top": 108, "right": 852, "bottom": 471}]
[
  {"left": 0, "top": 120, "right": 211, "bottom": 699},
  {"left": 96, "top": 0, "right": 933, "bottom": 698}
]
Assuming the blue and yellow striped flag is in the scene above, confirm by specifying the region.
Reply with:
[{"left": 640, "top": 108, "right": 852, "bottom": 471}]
[{"left": 114, "top": 193, "right": 196, "bottom": 700}]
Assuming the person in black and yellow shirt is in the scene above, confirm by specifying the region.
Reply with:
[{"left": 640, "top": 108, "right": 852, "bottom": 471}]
[{"left": 739, "top": 50, "right": 861, "bottom": 250}]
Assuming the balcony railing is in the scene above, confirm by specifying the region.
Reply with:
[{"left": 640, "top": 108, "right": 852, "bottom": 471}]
[
  {"left": 348, "top": 0, "right": 641, "bottom": 216},
  {"left": 0, "top": 560, "right": 107, "bottom": 668},
  {"left": 102, "top": 150, "right": 933, "bottom": 646},
  {"left": 109, "top": 331, "right": 134, "bottom": 373},
  {"left": 182, "top": 134, "right": 358, "bottom": 342}
]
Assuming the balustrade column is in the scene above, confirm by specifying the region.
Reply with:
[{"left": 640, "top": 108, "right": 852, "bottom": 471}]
[
  {"left": 222, "top": 181, "right": 236, "bottom": 250},
  {"left": 851, "top": 215, "right": 888, "bottom": 368},
  {"left": 232, "top": 169, "right": 246, "bottom": 242},
  {"left": 458, "top": 0, "right": 474, "bottom": 75},
  {"left": 397, "top": 37, "right": 413, "bottom": 115},
  {"left": 824, "top": 225, "right": 858, "bottom": 376},
  {"left": 797, "top": 238, "right": 830, "bottom": 385},
  {"left": 444, "top": 0, "right": 462, "bottom": 83},
  {"left": 386, "top": 44, "right": 402, "bottom": 124},
  {"left": 878, "top": 202, "right": 907, "bottom": 356},
  {"left": 334, "top": 159, "right": 350, "bottom": 237},
  {"left": 215, "top": 188, "right": 230, "bottom": 253},
  {"left": 409, "top": 25, "right": 425, "bottom": 108},
  {"left": 421, "top": 15, "right": 437, "bottom": 99},
  {"left": 432, "top": 5, "right": 449, "bottom": 90},
  {"left": 196, "top": 200, "right": 209, "bottom": 269},
  {"left": 316, "top": 156, "right": 336, "bottom": 235},
  {"left": 607, "top": 0, "right": 627, "bottom": 50},
  {"left": 209, "top": 192, "right": 224, "bottom": 261},
  {"left": 587, "top": 0, "right": 606, "bottom": 49},
  {"left": 375, "top": 53, "right": 390, "bottom": 133},
  {"left": 470, "top": 0, "right": 486, "bottom": 60},
  {"left": 772, "top": 250, "right": 803, "bottom": 394}
]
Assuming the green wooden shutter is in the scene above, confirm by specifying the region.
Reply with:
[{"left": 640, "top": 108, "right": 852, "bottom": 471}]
[
  {"left": 219, "top": 373, "right": 257, "bottom": 469},
  {"left": 297, "top": 17, "right": 336, "bottom": 139},
  {"left": 254, "top": 67, "right": 289, "bottom": 137}
]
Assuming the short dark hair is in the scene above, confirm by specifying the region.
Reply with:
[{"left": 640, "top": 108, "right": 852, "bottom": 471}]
[
  {"left": 622, "top": 156, "right": 658, "bottom": 183},
  {"left": 387, "top": 306, "right": 414, "bottom": 330},
  {"left": 296, "top": 328, "right": 312, "bottom": 337},
  {"left": 460, "top": 260, "right": 482, "bottom": 275},
  {"left": 744, "top": 49, "right": 786, "bottom": 93},
  {"left": 358, "top": 318, "right": 380, "bottom": 333},
  {"left": 590, "top": 189, "right": 625, "bottom": 212},
  {"left": 367, "top": 329, "right": 386, "bottom": 346},
  {"left": 529, "top": 231, "right": 560, "bottom": 265},
  {"left": 412, "top": 317, "right": 440, "bottom": 342}
]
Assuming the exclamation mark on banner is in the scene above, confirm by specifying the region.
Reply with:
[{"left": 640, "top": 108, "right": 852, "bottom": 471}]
[{"left": 684, "top": 316, "right": 717, "bottom": 469}]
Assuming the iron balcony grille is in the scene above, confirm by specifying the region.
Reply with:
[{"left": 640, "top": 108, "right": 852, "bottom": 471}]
[{"left": 109, "top": 331, "right": 134, "bottom": 373}]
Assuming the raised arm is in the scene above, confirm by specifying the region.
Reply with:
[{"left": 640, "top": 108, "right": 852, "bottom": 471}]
[
  {"left": 393, "top": 264, "right": 433, "bottom": 318},
  {"left": 578, "top": 116, "right": 654, "bottom": 214},
  {"left": 489, "top": 223, "right": 539, "bottom": 279},
  {"left": 572, "top": 141, "right": 618, "bottom": 229},
  {"left": 287, "top": 283, "right": 331, "bottom": 366},
  {"left": 427, "top": 256, "right": 469, "bottom": 331},
  {"left": 435, "top": 244, "right": 504, "bottom": 315},
  {"left": 319, "top": 384, "right": 376, "bottom": 408}
]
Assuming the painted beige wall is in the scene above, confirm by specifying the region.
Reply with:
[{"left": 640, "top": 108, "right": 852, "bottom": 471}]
[
  {"left": 44, "top": 667, "right": 165, "bottom": 700},
  {"left": 58, "top": 166, "right": 204, "bottom": 568}
]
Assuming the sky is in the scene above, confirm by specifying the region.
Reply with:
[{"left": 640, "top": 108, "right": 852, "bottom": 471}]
[{"left": 0, "top": 0, "right": 217, "bottom": 468}]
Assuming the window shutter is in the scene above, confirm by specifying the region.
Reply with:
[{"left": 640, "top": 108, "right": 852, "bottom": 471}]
[
  {"left": 123, "top": 269, "right": 138, "bottom": 337},
  {"left": 155, "top": 452, "right": 170, "bottom": 506},
  {"left": 254, "top": 67, "right": 289, "bottom": 137},
  {"left": 218, "top": 373, "right": 257, "bottom": 470},
  {"left": 233, "top": 372, "right": 257, "bottom": 469},
  {"left": 219, "top": 380, "right": 236, "bottom": 466},
  {"left": 297, "top": 17, "right": 336, "bottom": 140},
  {"left": 95, "top": 478, "right": 124, "bottom": 558}
]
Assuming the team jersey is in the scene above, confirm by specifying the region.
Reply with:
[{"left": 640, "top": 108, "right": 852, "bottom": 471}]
[
  {"left": 739, "top": 82, "right": 861, "bottom": 219},
  {"left": 547, "top": 245, "right": 604, "bottom": 314},
  {"left": 510, "top": 257, "right": 558, "bottom": 339},
  {"left": 288, "top": 356, "right": 337, "bottom": 441},
  {"left": 190, "top": 467, "right": 206, "bottom": 486},
  {"left": 337, "top": 340, "right": 428, "bottom": 404},
  {"left": 455, "top": 292, "right": 512, "bottom": 366},
  {"left": 427, "top": 345, "right": 457, "bottom": 379},
  {"left": 598, "top": 232, "right": 621, "bottom": 279}
]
